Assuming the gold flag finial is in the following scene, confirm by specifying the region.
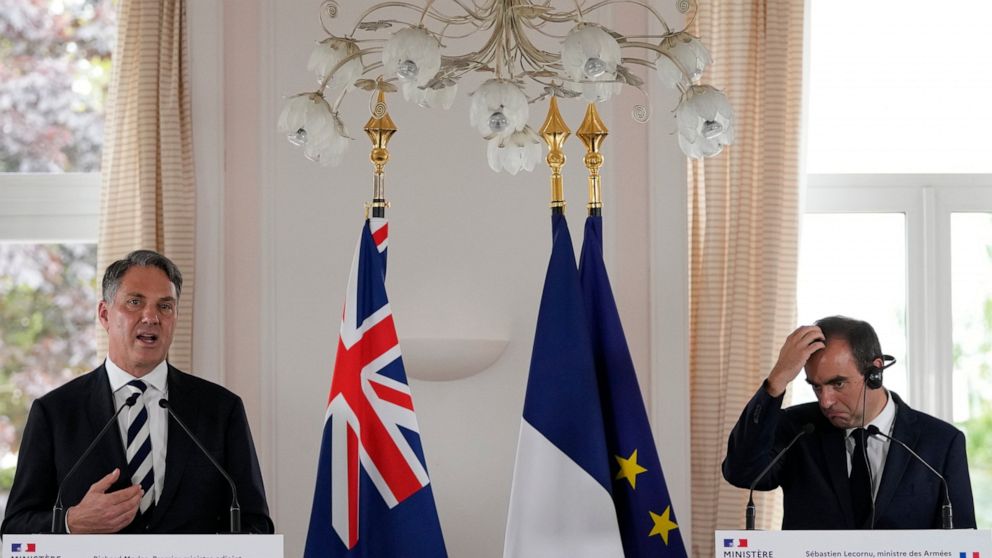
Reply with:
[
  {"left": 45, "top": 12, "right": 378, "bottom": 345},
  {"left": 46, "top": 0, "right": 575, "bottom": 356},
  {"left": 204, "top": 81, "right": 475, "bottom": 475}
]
[
  {"left": 364, "top": 88, "right": 397, "bottom": 217},
  {"left": 577, "top": 102, "right": 609, "bottom": 215},
  {"left": 540, "top": 96, "right": 571, "bottom": 212}
]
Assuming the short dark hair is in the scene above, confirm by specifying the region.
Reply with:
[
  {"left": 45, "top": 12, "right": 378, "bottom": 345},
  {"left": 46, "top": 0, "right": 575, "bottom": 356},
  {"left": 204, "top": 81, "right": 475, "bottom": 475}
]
[
  {"left": 814, "top": 315, "right": 883, "bottom": 373},
  {"left": 102, "top": 250, "right": 183, "bottom": 302}
]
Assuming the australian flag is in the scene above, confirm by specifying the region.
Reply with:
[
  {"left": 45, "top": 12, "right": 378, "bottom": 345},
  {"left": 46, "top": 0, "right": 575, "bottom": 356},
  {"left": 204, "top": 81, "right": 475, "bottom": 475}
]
[
  {"left": 304, "top": 218, "right": 447, "bottom": 558},
  {"left": 578, "top": 215, "right": 688, "bottom": 558}
]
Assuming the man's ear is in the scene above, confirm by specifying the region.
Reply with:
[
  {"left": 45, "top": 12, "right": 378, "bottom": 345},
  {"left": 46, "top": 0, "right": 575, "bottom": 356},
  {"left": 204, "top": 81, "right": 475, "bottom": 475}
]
[
  {"left": 872, "top": 357, "right": 884, "bottom": 370},
  {"left": 97, "top": 299, "right": 109, "bottom": 329}
]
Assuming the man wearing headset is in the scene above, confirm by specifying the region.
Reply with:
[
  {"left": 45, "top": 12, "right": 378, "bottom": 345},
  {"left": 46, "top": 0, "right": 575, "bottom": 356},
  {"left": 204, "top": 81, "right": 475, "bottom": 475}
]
[{"left": 723, "top": 315, "right": 976, "bottom": 529}]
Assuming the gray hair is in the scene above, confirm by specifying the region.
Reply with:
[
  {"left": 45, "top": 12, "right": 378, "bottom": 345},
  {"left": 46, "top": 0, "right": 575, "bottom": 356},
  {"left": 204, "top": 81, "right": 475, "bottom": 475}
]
[{"left": 102, "top": 250, "right": 183, "bottom": 302}]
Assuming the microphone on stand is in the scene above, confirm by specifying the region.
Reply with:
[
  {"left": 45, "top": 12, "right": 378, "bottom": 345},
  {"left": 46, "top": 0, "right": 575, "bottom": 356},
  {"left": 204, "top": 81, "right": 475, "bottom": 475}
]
[
  {"left": 745, "top": 423, "right": 815, "bottom": 530},
  {"left": 158, "top": 399, "right": 241, "bottom": 533},
  {"left": 51, "top": 391, "right": 141, "bottom": 533},
  {"left": 866, "top": 425, "right": 953, "bottom": 529}
]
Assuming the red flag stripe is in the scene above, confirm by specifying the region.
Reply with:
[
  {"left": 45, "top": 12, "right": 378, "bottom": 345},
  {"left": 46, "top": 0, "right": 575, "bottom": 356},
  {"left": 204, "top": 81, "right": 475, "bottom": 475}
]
[{"left": 371, "top": 381, "right": 414, "bottom": 411}]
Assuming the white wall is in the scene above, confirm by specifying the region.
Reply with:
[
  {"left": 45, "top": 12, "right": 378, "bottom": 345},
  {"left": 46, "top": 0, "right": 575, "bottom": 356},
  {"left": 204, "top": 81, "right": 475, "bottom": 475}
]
[{"left": 190, "top": 1, "right": 691, "bottom": 556}]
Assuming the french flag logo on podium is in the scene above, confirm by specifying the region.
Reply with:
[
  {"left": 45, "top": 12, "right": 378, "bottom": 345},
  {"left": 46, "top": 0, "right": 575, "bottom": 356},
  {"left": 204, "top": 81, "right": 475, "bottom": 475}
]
[{"left": 10, "top": 543, "right": 36, "bottom": 553}]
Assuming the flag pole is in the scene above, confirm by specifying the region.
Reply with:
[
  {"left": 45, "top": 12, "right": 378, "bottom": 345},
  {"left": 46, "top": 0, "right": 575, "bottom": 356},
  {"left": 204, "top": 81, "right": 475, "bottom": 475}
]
[
  {"left": 577, "top": 102, "right": 608, "bottom": 217},
  {"left": 364, "top": 88, "right": 397, "bottom": 218},
  {"left": 540, "top": 96, "right": 570, "bottom": 216}
]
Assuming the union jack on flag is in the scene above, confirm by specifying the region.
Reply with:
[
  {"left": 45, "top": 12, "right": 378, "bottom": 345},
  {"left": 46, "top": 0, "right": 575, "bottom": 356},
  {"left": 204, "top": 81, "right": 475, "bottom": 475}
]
[{"left": 304, "top": 218, "right": 447, "bottom": 558}]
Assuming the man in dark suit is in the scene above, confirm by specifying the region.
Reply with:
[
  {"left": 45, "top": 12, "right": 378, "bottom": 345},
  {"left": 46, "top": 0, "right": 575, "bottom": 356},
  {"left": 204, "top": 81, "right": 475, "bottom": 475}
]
[
  {"left": 1, "top": 250, "right": 273, "bottom": 534},
  {"left": 723, "top": 316, "right": 976, "bottom": 529}
]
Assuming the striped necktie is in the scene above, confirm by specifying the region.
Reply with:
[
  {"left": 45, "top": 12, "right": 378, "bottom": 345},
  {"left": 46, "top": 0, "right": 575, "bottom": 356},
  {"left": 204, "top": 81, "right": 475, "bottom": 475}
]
[{"left": 125, "top": 379, "right": 155, "bottom": 514}]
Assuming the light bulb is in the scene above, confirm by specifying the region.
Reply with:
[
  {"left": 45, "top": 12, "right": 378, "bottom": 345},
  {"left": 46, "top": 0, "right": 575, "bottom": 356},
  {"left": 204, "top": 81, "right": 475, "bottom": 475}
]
[
  {"left": 288, "top": 128, "right": 308, "bottom": 146},
  {"left": 702, "top": 120, "right": 724, "bottom": 139},
  {"left": 489, "top": 111, "right": 509, "bottom": 133},
  {"left": 397, "top": 60, "right": 419, "bottom": 80},
  {"left": 584, "top": 57, "right": 607, "bottom": 78}
]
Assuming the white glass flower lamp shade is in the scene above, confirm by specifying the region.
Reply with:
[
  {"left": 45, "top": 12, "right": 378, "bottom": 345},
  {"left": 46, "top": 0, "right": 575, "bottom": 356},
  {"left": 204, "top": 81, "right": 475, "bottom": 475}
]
[
  {"left": 278, "top": 93, "right": 352, "bottom": 165},
  {"left": 675, "top": 85, "right": 735, "bottom": 158},
  {"left": 487, "top": 126, "right": 541, "bottom": 174},
  {"left": 656, "top": 31, "right": 712, "bottom": 89},
  {"left": 307, "top": 37, "right": 363, "bottom": 91},
  {"left": 469, "top": 79, "right": 530, "bottom": 139},
  {"left": 561, "top": 23, "right": 623, "bottom": 102},
  {"left": 382, "top": 27, "right": 442, "bottom": 87},
  {"left": 402, "top": 80, "right": 459, "bottom": 110}
]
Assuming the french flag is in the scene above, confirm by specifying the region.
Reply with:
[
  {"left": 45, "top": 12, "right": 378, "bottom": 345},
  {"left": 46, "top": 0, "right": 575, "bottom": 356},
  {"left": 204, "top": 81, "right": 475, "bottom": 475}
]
[{"left": 11, "top": 543, "right": 36, "bottom": 553}]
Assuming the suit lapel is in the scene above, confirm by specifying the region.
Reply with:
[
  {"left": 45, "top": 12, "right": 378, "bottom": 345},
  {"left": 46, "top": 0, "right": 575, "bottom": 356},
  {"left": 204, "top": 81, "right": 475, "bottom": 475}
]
[
  {"left": 820, "top": 424, "right": 857, "bottom": 528},
  {"left": 874, "top": 393, "right": 917, "bottom": 519},
  {"left": 85, "top": 365, "right": 129, "bottom": 477},
  {"left": 149, "top": 366, "right": 197, "bottom": 525}
]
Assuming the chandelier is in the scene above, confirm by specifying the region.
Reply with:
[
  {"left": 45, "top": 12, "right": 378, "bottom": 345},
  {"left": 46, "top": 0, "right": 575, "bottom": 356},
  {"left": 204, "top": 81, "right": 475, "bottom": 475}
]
[{"left": 278, "top": 0, "right": 734, "bottom": 173}]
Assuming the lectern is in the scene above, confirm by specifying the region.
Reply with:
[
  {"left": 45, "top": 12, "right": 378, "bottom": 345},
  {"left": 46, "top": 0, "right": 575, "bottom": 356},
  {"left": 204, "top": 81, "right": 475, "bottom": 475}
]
[
  {"left": 715, "top": 529, "right": 990, "bottom": 558},
  {"left": 1, "top": 534, "right": 283, "bottom": 558}
]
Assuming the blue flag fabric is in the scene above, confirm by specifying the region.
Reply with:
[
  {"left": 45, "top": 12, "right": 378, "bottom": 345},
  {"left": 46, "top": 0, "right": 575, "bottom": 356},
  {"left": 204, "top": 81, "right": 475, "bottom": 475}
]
[
  {"left": 522, "top": 213, "right": 614, "bottom": 488},
  {"left": 504, "top": 213, "right": 624, "bottom": 557},
  {"left": 304, "top": 218, "right": 447, "bottom": 558},
  {"left": 578, "top": 215, "right": 689, "bottom": 557}
]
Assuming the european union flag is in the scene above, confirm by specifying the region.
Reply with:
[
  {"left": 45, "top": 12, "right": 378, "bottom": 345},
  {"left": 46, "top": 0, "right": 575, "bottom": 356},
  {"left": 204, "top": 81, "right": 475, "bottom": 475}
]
[{"left": 578, "top": 215, "right": 688, "bottom": 558}]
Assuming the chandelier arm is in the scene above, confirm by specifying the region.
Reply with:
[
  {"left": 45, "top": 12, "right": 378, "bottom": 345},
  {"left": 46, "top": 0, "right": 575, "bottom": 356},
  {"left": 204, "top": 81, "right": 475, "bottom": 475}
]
[
  {"left": 350, "top": 2, "right": 465, "bottom": 35},
  {"left": 581, "top": 0, "right": 673, "bottom": 34},
  {"left": 417, "top": 0, "right": 437, "bottom": 25},
  {"left": 510, "top": 17, "right": 560, "bottom": 67},
  {"left": 620, "top": 41, "right": 694, "bottom": 81},
  {"left": 620, "top": 34, "right": 674, "bottom": 40},
  {"left": 319, "top": 1, "right": 341, "bottom": 36},
  {"left": 520, "top": 16, "right": 571, "bottom": 40},
  {"left": 683, "top": 0, "right": 700, "bottom": 32},
  {"left": 317, "top": 47, "right": 383, "bottom": 92},
  {"left": 445, "top": 0, "right": 496, "bottom": 20},
  {"left": 622, "top": 40, "right": 695, "bottom": 81},
  {"left": 620, "top": 56, "right": 657, "bottom": 69}
]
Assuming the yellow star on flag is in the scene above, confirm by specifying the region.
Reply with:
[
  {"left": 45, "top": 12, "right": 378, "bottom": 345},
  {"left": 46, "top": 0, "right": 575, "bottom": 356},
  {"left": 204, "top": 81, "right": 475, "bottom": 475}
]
[
  {"left": 648, "top": 505, "right": 679, "bottom": 545},
  {"left": 614, "top": 449, "right": 648, "bottom": 489}
]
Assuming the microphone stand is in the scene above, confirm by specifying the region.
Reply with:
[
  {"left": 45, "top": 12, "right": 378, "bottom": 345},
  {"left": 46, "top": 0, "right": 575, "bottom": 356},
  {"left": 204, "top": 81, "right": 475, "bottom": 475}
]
[{"left": 52, "top": 392, "right": 140, "bottom": 533}]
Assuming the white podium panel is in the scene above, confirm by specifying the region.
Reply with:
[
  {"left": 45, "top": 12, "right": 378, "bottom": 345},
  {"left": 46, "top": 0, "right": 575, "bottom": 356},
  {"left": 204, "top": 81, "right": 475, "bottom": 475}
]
[
  {"left": 716, "top": 530, "right": 991, "bottom": 558},
  {"left": 2, "top": 534, "right": 283, "bottom": 558}
]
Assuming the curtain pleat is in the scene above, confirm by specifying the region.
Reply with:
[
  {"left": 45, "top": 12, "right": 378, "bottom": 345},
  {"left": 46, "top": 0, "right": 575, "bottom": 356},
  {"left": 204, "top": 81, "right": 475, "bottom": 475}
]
[
  {"left": 97, "top": 0, "right": 195, "bottom": 371},
  {"left": 687, "top": 1, "right": 806, "bottom": 556}
]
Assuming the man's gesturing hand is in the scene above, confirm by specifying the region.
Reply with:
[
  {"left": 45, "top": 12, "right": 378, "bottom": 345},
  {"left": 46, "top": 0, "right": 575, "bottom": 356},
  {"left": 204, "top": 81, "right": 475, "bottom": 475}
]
[
  {"left": 765, "top": 325, "right": 826, "bottom": 397},
  {"left": 65, "top": 468, "right": 142, "bottom": 533}
]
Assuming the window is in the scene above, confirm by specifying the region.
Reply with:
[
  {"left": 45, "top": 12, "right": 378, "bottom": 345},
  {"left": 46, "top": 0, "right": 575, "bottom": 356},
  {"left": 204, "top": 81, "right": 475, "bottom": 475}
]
[
  {"left": 801, "top": 0, "right": 992, "bottom": 526},
  {"left": 0, "top": 0, "right": 114, "bottom": 516}
]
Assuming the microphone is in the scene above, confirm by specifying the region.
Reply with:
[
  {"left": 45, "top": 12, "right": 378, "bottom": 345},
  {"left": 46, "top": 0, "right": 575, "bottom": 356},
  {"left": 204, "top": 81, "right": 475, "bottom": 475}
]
[
  {"left": 158, "top": 399, "right": 241, "bottom": 533},
  {"left": 745, "top": 423, "right": 815, "bottom": 530},
  {"left": 866, "top": 425, "right": 953, "bottom": 529},
  {"left": 51, "top": 391, "right": 141, "bottom": 533}
]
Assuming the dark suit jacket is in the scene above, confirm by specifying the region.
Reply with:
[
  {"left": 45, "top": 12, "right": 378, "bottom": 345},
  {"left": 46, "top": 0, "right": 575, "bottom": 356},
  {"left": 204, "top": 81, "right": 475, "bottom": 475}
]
[
  {"left": 1, "top": 364, "right": 274, "bottom": 535},
  {"left": 723, "top": 385, "right": 976, "bottom": 529}
]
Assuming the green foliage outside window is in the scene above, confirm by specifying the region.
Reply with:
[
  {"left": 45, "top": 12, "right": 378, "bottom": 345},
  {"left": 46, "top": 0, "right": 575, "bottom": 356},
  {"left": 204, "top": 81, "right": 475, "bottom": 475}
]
[{"left": 0, "top": 244, "right": 98, "bottom": 495}]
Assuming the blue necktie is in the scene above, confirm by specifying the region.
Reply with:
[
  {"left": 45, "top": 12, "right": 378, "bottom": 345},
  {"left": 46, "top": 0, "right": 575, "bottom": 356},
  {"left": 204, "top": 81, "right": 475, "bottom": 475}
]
[{"left": 125, "top": 379, "right": 155, "bottom": 514}]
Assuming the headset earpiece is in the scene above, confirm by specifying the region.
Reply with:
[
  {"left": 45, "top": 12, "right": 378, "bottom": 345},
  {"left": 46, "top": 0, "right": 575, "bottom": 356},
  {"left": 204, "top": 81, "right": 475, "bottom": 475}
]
[
  {"left": 865, "top": 367, "right": 883, "bottom": 390},
  {"left": 864, "top": 354, "right": 896, "bottom": 390}
]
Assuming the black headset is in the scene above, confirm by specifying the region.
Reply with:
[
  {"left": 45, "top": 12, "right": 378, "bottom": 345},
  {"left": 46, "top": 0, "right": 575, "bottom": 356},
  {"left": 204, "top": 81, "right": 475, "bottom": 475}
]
[{"left": 864, "top": 354, "right": 896, "bottom": 390}]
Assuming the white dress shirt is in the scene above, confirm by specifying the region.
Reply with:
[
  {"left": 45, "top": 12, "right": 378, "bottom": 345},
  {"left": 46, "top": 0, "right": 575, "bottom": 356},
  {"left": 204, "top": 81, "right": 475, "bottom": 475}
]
[
  {"left": 845, "top": 391, "right": 897, "bottom": 498},
  {"left": 106, "top": 358, "right": 168, "bottom": 504}
]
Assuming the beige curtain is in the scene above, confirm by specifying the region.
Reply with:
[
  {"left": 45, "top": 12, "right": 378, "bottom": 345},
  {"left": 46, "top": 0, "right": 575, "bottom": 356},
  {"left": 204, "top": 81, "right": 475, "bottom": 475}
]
[
  {"left": 97, "top": 0, "right": 195, "bottom": 371},
  {"left": 687, "top": 0, "right": 806, "bottom": 556}
]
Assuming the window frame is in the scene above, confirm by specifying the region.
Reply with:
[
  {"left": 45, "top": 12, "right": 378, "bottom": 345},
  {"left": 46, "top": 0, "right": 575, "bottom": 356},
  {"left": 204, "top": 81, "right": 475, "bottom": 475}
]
[
  {"left": 0, "top": 173, "right": 100, "bottom": 243},
  {"left": 805, "top": 173, "right": 992, "bottom": 420}
]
